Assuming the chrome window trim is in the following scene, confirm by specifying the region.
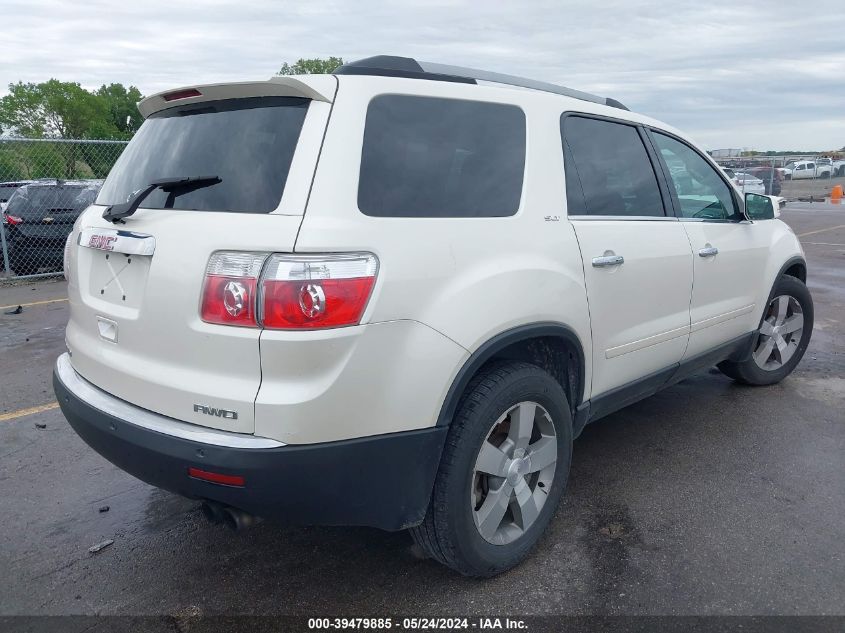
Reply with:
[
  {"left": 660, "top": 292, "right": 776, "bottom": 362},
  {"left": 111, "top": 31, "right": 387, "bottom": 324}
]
[
  {"left": 55, "top": 353, "right": 285, "bottom": 449},
  {"left": 677, "top": 217, "right": 743, "bottom": 224},
  {"left": 568, "top": 215, "right": 679, "bottom": 222}
]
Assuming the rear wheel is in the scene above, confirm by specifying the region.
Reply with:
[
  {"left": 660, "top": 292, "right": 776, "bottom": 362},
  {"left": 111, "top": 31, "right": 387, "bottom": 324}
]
[
  {"left": 718, "top": 275, "right": 813, "bottom": 385},
  {"left": 411, "top": 361, "right": 572, "bottom": 577}
]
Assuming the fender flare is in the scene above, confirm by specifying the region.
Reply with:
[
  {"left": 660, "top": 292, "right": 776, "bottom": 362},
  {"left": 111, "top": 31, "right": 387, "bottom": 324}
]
[
  {"left": 775, "top": 255, "right": 807, "bottom": 283},
  {"left": 435, "top": 322, "right": 586, "bottom": 427}
]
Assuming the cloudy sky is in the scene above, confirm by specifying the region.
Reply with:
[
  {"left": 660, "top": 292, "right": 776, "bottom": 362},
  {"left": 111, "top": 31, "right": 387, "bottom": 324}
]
[{"left": 3, "top": 0, "right": 844, "bottom": 150}]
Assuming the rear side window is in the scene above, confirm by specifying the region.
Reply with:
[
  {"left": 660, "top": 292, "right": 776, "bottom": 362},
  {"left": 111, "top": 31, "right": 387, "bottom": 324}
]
[
  {"left": 97, "top": 97, "right": 309, "bottom": 213},
  {"left": 562, "top": 116, "right": 664, "bottom": 217},
  {"left": 358, "top": 95, "right": 525, "bottom": 218}
]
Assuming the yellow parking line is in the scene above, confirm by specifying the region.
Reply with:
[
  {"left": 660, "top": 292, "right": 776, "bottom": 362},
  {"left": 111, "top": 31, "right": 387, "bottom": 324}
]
[
  {"left": 798, "top": 224, "right": 845, "bottom": 238},
  {"left": 0, "top": 402, "right": 60, "bottom": 422},
  {"left": 0, "top": 297, "right": 68, "bottom": 310}
]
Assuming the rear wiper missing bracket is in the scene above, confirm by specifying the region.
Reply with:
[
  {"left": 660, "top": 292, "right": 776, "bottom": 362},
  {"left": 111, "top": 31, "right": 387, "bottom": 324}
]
[{"left": 102, "top": 176, "right": 221, "bottom": 223}]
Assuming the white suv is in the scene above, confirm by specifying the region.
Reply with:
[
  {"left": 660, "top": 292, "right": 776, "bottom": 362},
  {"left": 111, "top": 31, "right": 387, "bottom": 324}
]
[{"left": 54, "top": 56, "right": 813, "bottom": 577}]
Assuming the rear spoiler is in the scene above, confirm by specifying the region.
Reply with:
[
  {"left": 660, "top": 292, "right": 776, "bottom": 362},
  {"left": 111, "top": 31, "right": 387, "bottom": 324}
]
[{"left": 137, "top": 75, "right": 337, "bottom": 119}]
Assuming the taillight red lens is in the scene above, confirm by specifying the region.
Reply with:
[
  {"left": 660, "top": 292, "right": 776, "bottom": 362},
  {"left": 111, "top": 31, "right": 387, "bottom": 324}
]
[
  {"left": 262, "top": 277, "right": 376, "bottom": 329},
  {"left": 259, "top": 253, "right": 378, "bottom": 330},
  {"left": 5, "top": 214, "right": 22, "bottom": 226},
  {"left": 200, "top": 275, "right": 258, "bottom": 326},
  {"left": 200, "top": 252, "right": 378, "bottom": 330},
  {"left": 200, "top": 252, "right": 267, "bottom": 327}
]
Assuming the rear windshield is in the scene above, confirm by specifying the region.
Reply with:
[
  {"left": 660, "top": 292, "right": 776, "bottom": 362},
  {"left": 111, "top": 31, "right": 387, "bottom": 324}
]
[
  {"left": 97, "top": 97, "right": 309, "bottom": 213},
  {"left": 0, "top": 184, "right": 24, "bottom": 203},
  {"left": 358, "top": 95, "right": 526, "bottom": 218},
  {"left": 7, "top": 184, "right": 100, "bottom": 219}
]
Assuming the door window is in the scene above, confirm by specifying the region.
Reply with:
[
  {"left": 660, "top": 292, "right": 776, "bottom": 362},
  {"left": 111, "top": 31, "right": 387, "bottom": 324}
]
[
  {"left": 651, "top": 133, "right": 740, "bottom": 221},
  {"left": 562, "top": 116, "right": 664, "bottom": 217}
]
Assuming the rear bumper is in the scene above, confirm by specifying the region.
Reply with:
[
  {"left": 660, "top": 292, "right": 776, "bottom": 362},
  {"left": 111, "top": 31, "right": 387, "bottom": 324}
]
[{"left": 54, "top": 353, "right": 446, "bottom": 530}]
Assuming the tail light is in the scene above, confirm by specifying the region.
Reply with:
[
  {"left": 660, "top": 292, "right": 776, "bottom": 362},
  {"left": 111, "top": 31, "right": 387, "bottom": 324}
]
[
  {"left": 4, "top": 214, "right": 22, "bottom": 225},
  {"left": 260, "top": 253, "right": 378, "bottom": 329},
  {"left": 200, "top": 252, "right": 378, "bottom": 330},
  {"left": 200, "top": 252, "right": 267, "bottom": 327}
]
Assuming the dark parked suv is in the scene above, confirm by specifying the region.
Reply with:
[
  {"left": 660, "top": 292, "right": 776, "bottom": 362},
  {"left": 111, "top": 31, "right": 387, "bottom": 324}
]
[
  {"left": 0, "top": 181, "right": 36, "bottom": 211},
  {"left": 3, "top": 180, "right": 102, "bottom": 275}
]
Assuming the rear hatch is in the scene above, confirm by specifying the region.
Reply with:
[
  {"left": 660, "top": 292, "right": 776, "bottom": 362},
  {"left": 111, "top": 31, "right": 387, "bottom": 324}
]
[{"left": 65, "top": 77, "right": 336, "bottom": 434}]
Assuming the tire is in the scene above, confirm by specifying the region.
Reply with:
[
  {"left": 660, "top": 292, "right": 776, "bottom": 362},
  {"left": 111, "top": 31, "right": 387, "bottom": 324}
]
[
  {"left": 718, "top": 275, "right": 813, "bottom": 386},
  {"left": 411, "top": 361, "right": 572, "bottom": 577}
]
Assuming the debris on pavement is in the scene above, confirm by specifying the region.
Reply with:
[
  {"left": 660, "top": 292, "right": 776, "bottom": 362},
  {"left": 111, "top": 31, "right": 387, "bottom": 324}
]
[
  {"left": 34, "top": 423, "right": 46, "bottom": 429},
  {"left": 88, "top": 539, "right": 114, "bottom": 554},
  {"left": 599, "top": 523, "right": 625, "bottom": 538},
  {"left": 99, "top": 505, "right": 110, "bottom": 513},
  {"left": 4, "top": 305, "right": 23, "bottom": 315}
]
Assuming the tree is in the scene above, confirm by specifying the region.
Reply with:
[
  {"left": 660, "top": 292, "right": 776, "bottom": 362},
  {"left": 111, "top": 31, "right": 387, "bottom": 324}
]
[
  {"left": 96, "top": 83, "right": 144, "bottom": 138},
  {"left": 0, "top": 79, "right": 113, "bottom": 139},
  {"left": 0, "top": 82, "right": 46, "bottom": 137},
  {"left": 279, "top": 57, "right": 344, "bottom": 75}
]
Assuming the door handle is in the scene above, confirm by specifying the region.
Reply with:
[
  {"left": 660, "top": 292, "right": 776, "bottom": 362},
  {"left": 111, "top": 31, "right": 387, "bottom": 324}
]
[
  {"left": 592, "top": 254, "right": 624, "bottom": 268},
  {"left": 698, "top": 246, "right": 719, "bottom": 257}
]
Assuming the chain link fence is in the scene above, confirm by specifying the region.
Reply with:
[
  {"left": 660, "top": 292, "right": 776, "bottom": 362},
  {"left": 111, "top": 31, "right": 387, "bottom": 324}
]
[
  {"left": 712, "top": 151, "right": 845, "bottom": 202},
  {"left": 1, "top": 138, "right": 128, "bottom": 280}
]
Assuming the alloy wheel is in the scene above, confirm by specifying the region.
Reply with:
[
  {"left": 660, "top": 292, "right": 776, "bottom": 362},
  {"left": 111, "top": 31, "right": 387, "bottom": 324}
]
[
  {"left": 753, "top": 294, "right": 804, "bottom": 370},
  {"left": 470, "top": 401, "right": 557, "bottom": 545}
]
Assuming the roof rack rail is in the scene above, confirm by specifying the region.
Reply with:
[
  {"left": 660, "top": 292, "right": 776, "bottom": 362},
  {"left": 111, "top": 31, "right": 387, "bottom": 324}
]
[{"left": 334, "top": 56, "right": 629, "bottom": 111}]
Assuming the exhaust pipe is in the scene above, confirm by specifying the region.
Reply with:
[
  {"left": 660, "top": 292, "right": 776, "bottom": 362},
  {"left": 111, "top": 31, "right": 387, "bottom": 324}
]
[
  {"left": 200, "top": 501, "right": 259, "bottom": 531},
  {"left": 200, "top": 500, "right": 227, "bottom": 524},
  {"left": 222, "top": 506, "right": 259, "bottom": 531}
]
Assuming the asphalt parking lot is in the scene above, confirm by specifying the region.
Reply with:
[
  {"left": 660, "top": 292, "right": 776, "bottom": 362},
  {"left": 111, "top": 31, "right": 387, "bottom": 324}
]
[{"left": 0, "top": 204, "right": 843, "bottom": 618}]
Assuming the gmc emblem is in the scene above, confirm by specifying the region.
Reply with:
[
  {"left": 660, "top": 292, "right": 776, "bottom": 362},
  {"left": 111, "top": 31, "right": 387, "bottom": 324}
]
[
  {"left": 88, "top": 234, "right": 118, "bottom": 251},
  {"left": 193, "top": 404, "right": 238, "bottom": 420}
]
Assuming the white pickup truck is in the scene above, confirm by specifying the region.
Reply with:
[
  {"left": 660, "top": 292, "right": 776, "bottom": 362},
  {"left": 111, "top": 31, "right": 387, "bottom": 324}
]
[{"left": 783, "top": 160, "right": 833, "bottom": 180}]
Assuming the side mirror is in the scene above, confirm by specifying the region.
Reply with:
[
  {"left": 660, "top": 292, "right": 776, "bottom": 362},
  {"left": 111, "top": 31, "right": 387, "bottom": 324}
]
[{"left": 745, "top": 193, "right": 776, "bottom": 220}]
